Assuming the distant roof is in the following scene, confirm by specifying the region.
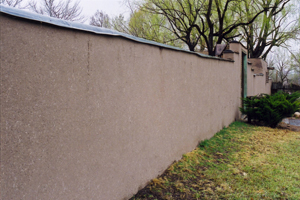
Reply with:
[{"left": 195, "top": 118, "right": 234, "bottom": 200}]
[{"left": 0, "top": 5, "right": 226, "bottom": 61}]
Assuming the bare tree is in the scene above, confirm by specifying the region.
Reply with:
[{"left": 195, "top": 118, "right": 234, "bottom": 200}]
[
  {"left": 0, "top": 0, "right": 25, "bottom": 8},
  {"left": 267, "top": 51, "right": 294, "bottom": 83},
  {"left": 291, "top": 51, "right": 300, "bottom": 67},
  {"left": 241, "top": 0, "right": 299, "bottom": 60},
  {"left": 143, "top": 0, "right": 205, "bottom": 52},
  {"left": 143, "top": 0, "right": 277, "bottom": 55},
  {"left": 277, "top": 61, "right": 293, "bottom": 83},
  {"left": 90, "top": 10, "right": 111, "bottom": 28},
  {"left": 28, "top": 0, "right": 85, "bottom": 22}
]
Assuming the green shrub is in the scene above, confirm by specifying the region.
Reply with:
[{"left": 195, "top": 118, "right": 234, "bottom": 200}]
[{"left": 240, "top": 92, "right": 300, "bottom": 128}]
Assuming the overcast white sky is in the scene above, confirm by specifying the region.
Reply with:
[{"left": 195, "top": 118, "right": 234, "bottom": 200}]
[
  {"left": 19, "top": 0, "right": 131, "bottom": 21},
  {"left": 79, "top": 0, "right": 130, "bottom": 19}
]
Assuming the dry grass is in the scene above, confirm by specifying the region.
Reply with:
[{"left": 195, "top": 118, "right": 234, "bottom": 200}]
[{"left": 130, "top": 122, "right": 300, "bottom": 200}]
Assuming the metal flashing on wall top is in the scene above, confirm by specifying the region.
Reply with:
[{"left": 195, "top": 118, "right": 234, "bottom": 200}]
[{"left": 0, "top": 4, "right": 228, "bottom": 61}]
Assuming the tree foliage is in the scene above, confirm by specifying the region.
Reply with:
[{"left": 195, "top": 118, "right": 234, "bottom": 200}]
[
  {"left": 89, "top": 10, "right": 111, "bottom": 28},
  {"left": 28, "top": 0, "right": 85, "bottom": 22},
  {"left": 128, "top": 8, "right": 184, "bottom": 47},
  {"left": 118, "top": 0, "right": 298, "bottom": 58},
  {"left": 142, "top": 0, "right": 273, "bottom": 55},
  {"left": 143, "top": 0, "right": 204, "bottom": 51},
  {"left": 111, "top": 14, "right": 130, "bottom": 33},
  {"left": 241, "top": 0, "right": 299, "bottom": 59},
  {"left": 291, "top": 51, "right": 300, "bottom": 68},
  {"left": 287, "top": 50, "right": 300, "bottom": 84},
  {"left": 110, "top": 1, "right": 184, "bottom": 47}
]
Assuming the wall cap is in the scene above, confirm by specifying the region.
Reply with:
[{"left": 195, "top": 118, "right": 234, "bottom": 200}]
[{"left": 0, "top": 5, "right": 234, "bottom": 62}]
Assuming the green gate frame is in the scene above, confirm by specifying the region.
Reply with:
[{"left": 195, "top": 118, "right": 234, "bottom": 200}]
[{"left": 242, "top": 52, "right": 247, "bottom": 100}]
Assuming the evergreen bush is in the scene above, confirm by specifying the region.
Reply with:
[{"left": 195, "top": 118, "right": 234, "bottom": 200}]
[{"left": 240, "top": 92, "right": 300, "bottom": 128}]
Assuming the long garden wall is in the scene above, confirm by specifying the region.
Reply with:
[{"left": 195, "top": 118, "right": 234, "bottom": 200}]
[{"left": 0, "top": 7, "right": 269, "bottom": 200}]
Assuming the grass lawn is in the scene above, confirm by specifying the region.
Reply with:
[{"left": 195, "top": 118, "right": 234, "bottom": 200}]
[{"left": 130, "top": 121, "right": 300, "bottom": 200}]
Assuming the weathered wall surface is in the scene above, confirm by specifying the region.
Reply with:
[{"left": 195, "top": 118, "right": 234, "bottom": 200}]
[
  {"left": 1, "top": 13, "right": 244, "bottom": 200},
  {"left": 247, "top": 58, "right": 272, "bottom": 96}
]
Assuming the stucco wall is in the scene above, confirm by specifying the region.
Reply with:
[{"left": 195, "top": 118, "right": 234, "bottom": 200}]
[
  {"left": 1, "top": 14, "right": 243, "bottom": 200},
  {"left": 223, "top": 47, "right": 272, "bottom": 97},
  {"left": 247, "top": 58, "right": 272, "bottom": 96}
]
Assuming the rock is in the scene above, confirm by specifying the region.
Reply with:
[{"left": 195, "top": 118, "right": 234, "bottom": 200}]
[
  {"left": 294, "top": 112, "right": 300, "bottom": 118},
  {"left": 277, "top": 117, "right": 300, "bottom": 132}
]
